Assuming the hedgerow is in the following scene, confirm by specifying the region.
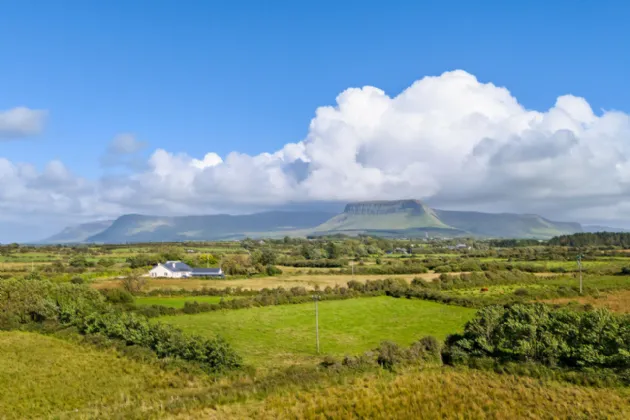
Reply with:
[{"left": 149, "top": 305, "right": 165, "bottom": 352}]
[
  {"left": 0, "top": 278, "right": 241, "bottom": 372},
  {"left": 443, "top": 303, "right": 630, "bottom": 381}
]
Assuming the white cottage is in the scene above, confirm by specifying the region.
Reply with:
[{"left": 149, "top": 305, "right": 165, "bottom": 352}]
[{"left": 149, "top": 261, "right": 224, "bottom": 278}]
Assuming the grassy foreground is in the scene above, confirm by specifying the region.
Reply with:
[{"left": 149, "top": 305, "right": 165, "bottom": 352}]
[
  {"left": 160, "top": 296, "right": 476, "bottom": 366},
  {"left": 0, "top": 331, "right": 194, "bottom": 419},
  {"left": 3, "top": 331, "right": 630, "bottom": 419},
  {"left": 216, "top": 368, "right": 630, "bottom": 419}
]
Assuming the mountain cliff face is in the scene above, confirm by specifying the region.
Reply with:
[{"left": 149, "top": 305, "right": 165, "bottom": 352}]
[{"left": 317, "top": 200, "right": 452, "bottom": 233}]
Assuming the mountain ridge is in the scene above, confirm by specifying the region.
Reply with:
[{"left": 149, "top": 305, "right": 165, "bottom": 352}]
[{"left": 38, "top": 199, "right": 592, "bottom": 243}]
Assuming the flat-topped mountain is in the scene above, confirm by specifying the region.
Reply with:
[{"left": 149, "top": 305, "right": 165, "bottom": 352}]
[
  {"left": 312, "top": 199, "right": 581, "bottom": 239},
  {"left": 316, "top": 200, "right": 453, "bottom": 233},
  {"left": 38, "top": 199, "right": 588, "bottom": 244}
]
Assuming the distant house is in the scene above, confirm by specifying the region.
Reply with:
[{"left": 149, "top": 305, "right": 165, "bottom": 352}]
[{"left": 149, "top": 261, "right": 224, "bottom": 278}]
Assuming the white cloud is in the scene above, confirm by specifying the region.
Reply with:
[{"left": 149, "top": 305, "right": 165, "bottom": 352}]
[
  {"left": 4, "top": 69, "right": 630, "bottom": 236},
  {"left": 0, "top": 107, "right": 47, "bottom": 139},
  {"left": 106, "top": 70, "right": 630, "bottom": 224}
]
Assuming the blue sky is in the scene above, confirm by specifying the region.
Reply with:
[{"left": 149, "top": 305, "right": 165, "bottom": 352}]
[{"left": 1, "top": 0, "right": 630, "bottom": 241}]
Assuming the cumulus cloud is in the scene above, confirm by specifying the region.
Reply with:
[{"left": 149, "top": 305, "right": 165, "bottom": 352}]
[
  {"left": 0, "top": 107, "right": 47, "bottom": 139},
  {"left": 4, "top": 69, "right": 630, "bottom": 234},
  {"left": 102, "top": 70, "right": 630, "bottom": 224}
]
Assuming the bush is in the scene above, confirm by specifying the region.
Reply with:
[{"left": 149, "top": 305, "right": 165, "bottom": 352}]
[
  {"left": 70, "top": 276, "right": 85, "bottom": 285},
  {"left": 376, "top": 341, "right": 407, "bottom": 371},
  {"left": 102, "top": 288, "right": 135, "bottom": 305},
  {"left": 443, "top": 303, "right": 630, "bottom": 376},
  {"left": 76, "top": 311, "right": 242, "bottom": 372},
  {"left": 0, "top": 279, "right": 106, "bottom": 327},
  {"left": 413, "top": 336, "right": 441, "bottom": 359},
  {"left": 265, "top": 265, "right": 283, "bottom": 276},
  {"left": 514, "top": 288, "right": 529, "bottom": 296}
]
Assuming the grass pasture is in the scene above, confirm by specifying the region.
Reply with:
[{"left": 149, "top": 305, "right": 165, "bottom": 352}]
[
  {"left": 544, "top": 289, "right": 630, "bottom": 313},
  {"left": 135, "top": 295, "right": 230, "bottom": 308},
  {"left": 0, "top": 331, "right": 194, "bottom": 419},
  {"left": 159, "top": 296, "right": 476, "bottom": 366}
]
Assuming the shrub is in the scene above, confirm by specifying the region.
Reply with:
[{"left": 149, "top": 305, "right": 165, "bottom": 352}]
[
  {"left": 376, "top": 341, "right": 407, "bottom": 371},
  {"left": 102, "top": 289, "right": 134, "bottom": 305},
  {"left": 121, "top": 276, "right": 147, "bottom": 294},
  {"left": 414, "top": 336, "right": 441, "bottom": 359},
  {"left": 75, "top": 311, "right": 242, "bottom": 372},
  {"left": 265, "top": 265, "right": 283, "bottom": 276},
  {"left": 514, "top": 288, "right": 529, "bottom": 296},
  {"left": 443, "top": 303, "right": 630, "bottom": 375},
  {"left": 70, "top": 276, "right": 85, "bottom": 285},
  {"left": 0, "top": 279, "right": 106, "bottom": 327}
]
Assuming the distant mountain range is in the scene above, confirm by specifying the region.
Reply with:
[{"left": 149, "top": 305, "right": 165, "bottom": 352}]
[{"left": 36, "top": 199, "right": 626, "bottom": 244}]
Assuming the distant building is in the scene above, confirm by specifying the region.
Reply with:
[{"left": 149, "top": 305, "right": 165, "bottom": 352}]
[{"left": 149, "top": 261, "right": 224, "bottom": 278}]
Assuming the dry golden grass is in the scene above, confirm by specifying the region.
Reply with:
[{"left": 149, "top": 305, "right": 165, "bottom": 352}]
[
  {"left": 92, "top": 272, "right": 445, "bottom": 291},
  {"left": 209, "top": 368, "right": 630, "bottom": 420},
  {"left": 543, "top": 289, "right": 630, "bottom": 313}
]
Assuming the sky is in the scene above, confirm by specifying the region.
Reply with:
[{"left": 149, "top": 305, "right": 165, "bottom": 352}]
[{"left": 1, "top": 0, "right": 630, "bottom": 242}]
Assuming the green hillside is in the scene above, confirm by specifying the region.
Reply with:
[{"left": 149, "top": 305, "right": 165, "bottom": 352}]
[
  {"left": 40, "top": 200, "right": 584, "bottom": 243},
  {"left": 315, "top": 200, "right": 452, "bottom": 232},
  {"left": 86, "top": 211, "right": 335, "bottom": 243},
  {"left": 435, "top": 210, "right": 582, "bottom": 239},
  {"left": 39, "top": 220, "right": 114, "bottom": 244},
  {"left": 314, "top": 200, "right": 582, "bottom": 239}
]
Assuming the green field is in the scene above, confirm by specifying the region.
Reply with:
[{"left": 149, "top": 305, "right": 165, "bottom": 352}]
[
  {"left": 135, "top": 295, "right": 229, "bottom": 308},
  {"left": 160, "top": 296, "right": 476, "bottom": 366}
]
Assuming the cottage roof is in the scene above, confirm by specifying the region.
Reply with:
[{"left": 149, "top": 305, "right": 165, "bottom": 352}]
[{"left": 162, "top": 261, "right": 192, "bottom": 272}]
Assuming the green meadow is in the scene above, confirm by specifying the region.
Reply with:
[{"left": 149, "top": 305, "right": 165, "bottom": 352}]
[
  {"left": 160, "top": 296, "right": 476, "bottom": 366},
  {"left": 134, "top": 295, "right": 229, "bottom": 308}
]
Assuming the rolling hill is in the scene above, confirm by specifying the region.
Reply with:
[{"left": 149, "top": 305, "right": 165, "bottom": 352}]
[{"left": 39, "top": 199, "right": 586, "bottom": 243}]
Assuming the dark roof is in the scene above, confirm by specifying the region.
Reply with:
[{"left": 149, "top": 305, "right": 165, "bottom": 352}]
[
  {"left": 191, "top": 268, "right": 223, "bottom": 275},
  {"left": 163, "top": 261, "right": 192, "bottom": 272}
]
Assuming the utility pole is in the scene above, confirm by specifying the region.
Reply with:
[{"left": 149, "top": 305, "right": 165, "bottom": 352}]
[
  {"left": 577, "top": 254, "right": 583, "bottom": 294},
  {"left": 313, "top": 295, "right": 320, "bottom": 354}
]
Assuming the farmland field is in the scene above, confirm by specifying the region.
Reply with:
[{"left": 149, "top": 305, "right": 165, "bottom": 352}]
[
  {"left": 7, "top": 234, "right": 630, "bottom": 418},
  {"left": 93, "top": 272, "right": 442, "bottom": 291},
  {"left": 159, "top": 296, "right": 476, "bottom": 366},
  {"left": 543, "top": 289, "right": 630, "bottom": 313},
  {"left": 135, "top": 295, "right": 229, "bottom": 308}
]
